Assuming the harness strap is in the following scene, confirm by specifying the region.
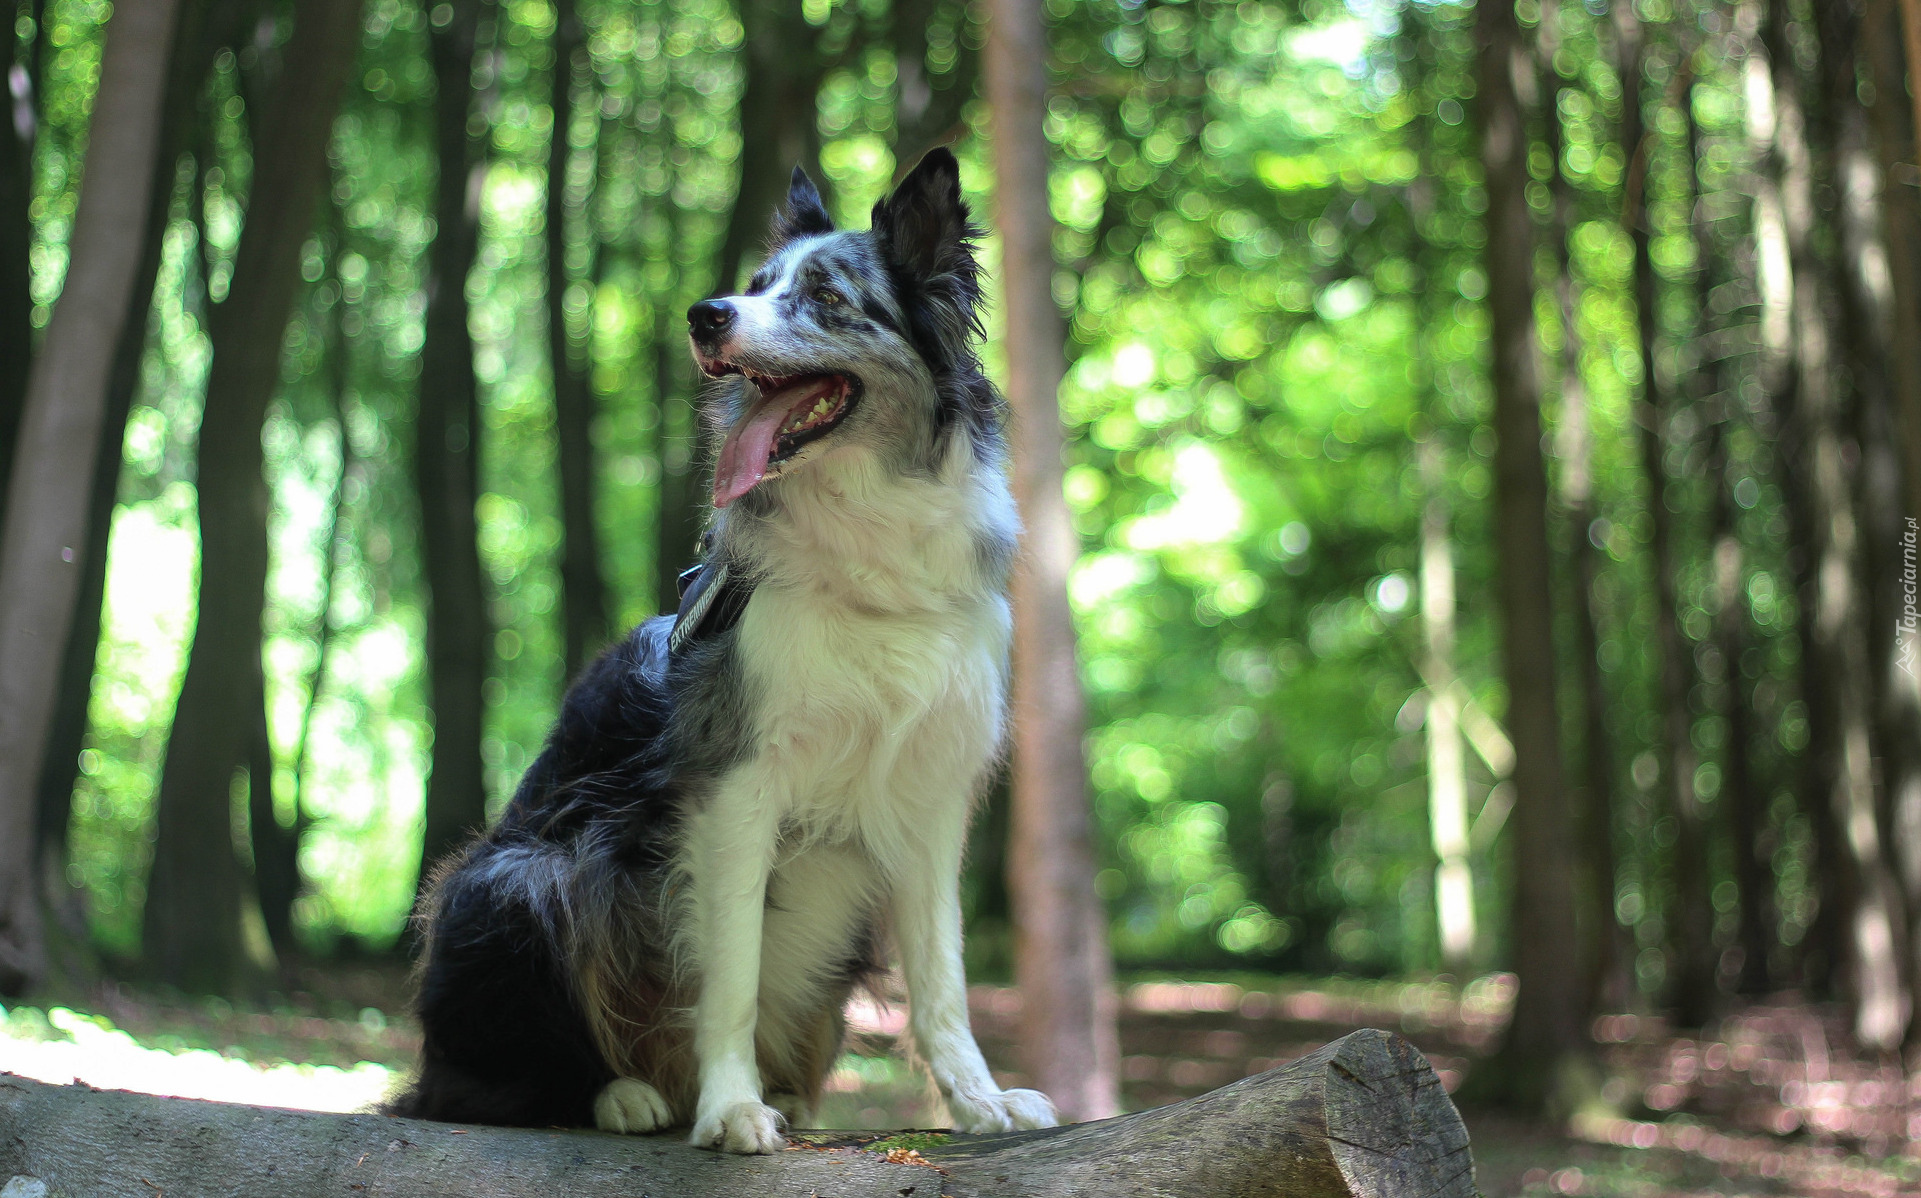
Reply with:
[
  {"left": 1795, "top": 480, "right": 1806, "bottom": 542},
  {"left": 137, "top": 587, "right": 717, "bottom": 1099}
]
[{"left": 669, "top": 557, "right": 754, "bottom": 655}]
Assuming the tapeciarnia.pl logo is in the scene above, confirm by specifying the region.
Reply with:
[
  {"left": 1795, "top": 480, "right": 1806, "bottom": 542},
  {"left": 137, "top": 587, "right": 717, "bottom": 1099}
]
[{"left": 1901, "top": 517, "right": 1918, "bottom": 680}]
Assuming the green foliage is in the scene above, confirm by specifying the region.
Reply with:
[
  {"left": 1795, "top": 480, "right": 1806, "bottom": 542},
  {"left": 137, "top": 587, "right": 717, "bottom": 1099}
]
[{"left": 24, "top": 0, "right": 1821, "bottom": 990}]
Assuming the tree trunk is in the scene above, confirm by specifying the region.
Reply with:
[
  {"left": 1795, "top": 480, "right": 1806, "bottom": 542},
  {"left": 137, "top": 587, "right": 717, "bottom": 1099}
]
[
  {"left": 1474, "top": 0, "right": 1586, "bottom": 1098},
  {"left": 0, "top": 1029, "right": 1475, "bottom": 1198},
  {"left": 1744, "top": 0, "right": 1844, "bottom": 997},
  {"left": 1813, "top": 0, "right": 1921, "bottom": 1044},
  {"left": 265, "top": 269, "right": 349, "bottom": 954},
  {"left": 651, "top": 227, "right": 700, "bottom": 615},
  {"left": 1678, "top": 64, "right": 1775, "bottom": 999},
  {"left": 0, "top": 0, "right": 35, "bottom": 533},
  {"left": 710, "top": 0, "right": 833, "bottom": 296},
  {"left": 1418, "top": 435, "right": 1475, "bottom": 972},
  {"left": 892, "top": 0, "right": 976, "bottom": 166},
  {"left": 1867, "top": 0, "right": 1921, "bottom": 1036},
  {"left": 0, "top": 0, "right": 187, "bottom": 997},
  {"left": 1797, "top": 0, "right": 1913, "bottom": 1051},
  {"left": 1745, "top": 0, "right": 1909, "bottom": 1043},
  {"left": 30, "top": 0, "right": 245, "bottom": 980},
  {"left": 416, "top": 0, "right": 493, "bottom": 885},
  {"left": 1878, "top": 0, "right": 1921, "bottom": 529},
  {"left": 1615, "top": 6, "right": 1717, "bottom": 1028},
  {"left": 1539, "top": 0, "right": 1631, "bottom": 1015},
  {"left": 547, "top": 0, "right": 607, "bottom": 682},
  {"left": 142, "top": 0, "right": 365, "bottom": 993},
  {"left": 985, "top": 0, "right": 1120, "bottom": 1124},
  {"left": 652, "top": 0, "right": 839, "bottom": 612}
]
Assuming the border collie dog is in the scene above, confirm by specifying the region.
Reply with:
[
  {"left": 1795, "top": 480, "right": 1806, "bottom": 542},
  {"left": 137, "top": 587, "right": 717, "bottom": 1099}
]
[{"left": 392, "top": 149, "right": 1059, "bottom": 1153}]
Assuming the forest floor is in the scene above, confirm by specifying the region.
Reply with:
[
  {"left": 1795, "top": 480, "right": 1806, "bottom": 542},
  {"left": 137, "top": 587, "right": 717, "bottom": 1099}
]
[{"left": 3, "top": 966, "right": 1918, "bottom": 1197}]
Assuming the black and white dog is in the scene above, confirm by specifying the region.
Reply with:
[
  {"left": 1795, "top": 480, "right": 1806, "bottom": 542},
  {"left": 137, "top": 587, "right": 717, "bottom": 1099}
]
[{"left": 392, "top": 149, "right": 1059, "bottom": 1153}]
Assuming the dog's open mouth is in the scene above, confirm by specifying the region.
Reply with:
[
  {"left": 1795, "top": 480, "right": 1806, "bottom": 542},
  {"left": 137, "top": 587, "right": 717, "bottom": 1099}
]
[{"left": 707, "top": 367, "right": 860, "bottom": 507}]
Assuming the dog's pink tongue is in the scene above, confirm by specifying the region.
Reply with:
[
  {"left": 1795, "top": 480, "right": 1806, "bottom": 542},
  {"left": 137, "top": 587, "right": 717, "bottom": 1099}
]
[{"left": 711, "top": 378, "right": 833, "bottom": 508}]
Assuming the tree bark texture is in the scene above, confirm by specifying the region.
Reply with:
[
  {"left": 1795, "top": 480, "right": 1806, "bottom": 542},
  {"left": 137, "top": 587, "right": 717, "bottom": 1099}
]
[
  {"left": 547, "top": 0, "right": 608, "bottom": 683},
  {"left": 985, "top": 0, "right": 1121, "bottom": 1125},
  {"left": 1474, "top": 0, "right": 1586, "bottom": 1090},
  {"left": 416, "top": 0, "right": 493, "bottom": 885},
  {"left": 141, "top": 0, "right": 364, "bottom": 992},
  {"left": 0, "top": 0, "right": 186, "bottom": 997},
  {"left": 0, "top": 1030, "right": 1474, "bottom": 1198}
]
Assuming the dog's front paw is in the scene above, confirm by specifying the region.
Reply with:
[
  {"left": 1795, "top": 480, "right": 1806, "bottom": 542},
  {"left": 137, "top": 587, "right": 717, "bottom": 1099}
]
[
  {"left": 947, "top": 1087, "right": 1059, "bottom": 1134},
  {"left": 690, "top": 1099, "right": 787, "bottom": 1153},
  {"left": 594, "top": 1078, "right": 673, "bottom": 1134}
]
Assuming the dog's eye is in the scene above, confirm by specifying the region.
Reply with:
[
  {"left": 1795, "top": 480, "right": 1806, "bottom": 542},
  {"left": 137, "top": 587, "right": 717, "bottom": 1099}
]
[{"left": 812, "top": 287, "right": 843, "bottom": 306}]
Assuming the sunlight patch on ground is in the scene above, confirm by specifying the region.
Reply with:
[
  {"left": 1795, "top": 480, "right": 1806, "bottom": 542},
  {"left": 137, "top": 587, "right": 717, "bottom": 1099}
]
[{"left": 0, "top": 1006, "right": 394, "bottom": 1113}]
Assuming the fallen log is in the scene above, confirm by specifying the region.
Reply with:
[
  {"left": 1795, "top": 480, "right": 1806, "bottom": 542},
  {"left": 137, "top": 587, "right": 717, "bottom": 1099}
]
[{"left": 0, "top": 1028, "right": 1474, "bottom": 1197}]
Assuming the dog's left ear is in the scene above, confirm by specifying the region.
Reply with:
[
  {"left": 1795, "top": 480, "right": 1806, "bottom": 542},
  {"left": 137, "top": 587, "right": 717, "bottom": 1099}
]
[
  {"left": 772, "top": 166, "right": 835, "bottom": 244},
  {"left": 872, "top": 148, "right": 972, "bottom": 284},
  {"left": 872, "top": 149, "right": 983, "bottom": 365}
]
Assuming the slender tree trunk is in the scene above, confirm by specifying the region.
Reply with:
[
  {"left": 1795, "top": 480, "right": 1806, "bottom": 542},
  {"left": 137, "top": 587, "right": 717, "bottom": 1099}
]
[
  {"left": 416, "top": 0, "right": 492, "bottom": 884},
  {"left": 0, "top": 0, "right": 36, "bottom": 528},
  {"left": 710, "top": 0, "right": 832, "bottom": 295},
  {"left": 1852, "top": 0, "right": 1921, "bottom": 1049},
  {"left": 651, "top": 255, "right": 699, "bottom": 611},
  {"left": 0, "top": 0, "right": 187, "bottom": 996},
  {"left": 1754, "top": 0, "right": 1909, "bottom": 1047},
  {"left": 1684, "top": 67, "right": 1774, "bottom": 996},
  {"left": 143, "top": 0, "right": 364, "bottom": 992},
  {"left": 1476, "top": 0, "right": 1585, "bottom": 1098},
  {"left": 1880, "top": 0, "right": 1921, "bottom": 529},
  {"left": 650, "top": 0, "right": 839, "bottom": 609},
  {"left": 1615, "top": 7, "right": 1716, "bottom": 1027},
  {"left": 547, "top": 0, "right": 606, "bottom": 681},
  {"left": 1418, "top": 435, "right": 1475, "bottom": 972},
  {"left": 1745, "top": 0, "right": 1844, "bottom": 996},
  {"left": 985, "top": 0, "right": 1119, "bottom": 1123},
  {"left": 31, "top": 0, "right": 237, "bottom": 969},
  {"left": 1814, "top": 0, "right": 1921, "bottom": 1049},
  {"left": 1540, "top": 0, "right": 1631, "bottom": 1014},
  {"left": 892, "top": 0, "right": 976, "bottom": 166}
]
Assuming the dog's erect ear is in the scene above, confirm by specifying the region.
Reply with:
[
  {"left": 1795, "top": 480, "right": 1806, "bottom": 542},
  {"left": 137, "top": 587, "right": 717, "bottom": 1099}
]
[
  {"left": 870, "top": 149, "right": 983, "bottom": 368},
  {"left": 771, "top": 166, "right": 835, "bottom": 244},
  {"left": 872, "top": 148, "right": 970, "bottom": 283}
]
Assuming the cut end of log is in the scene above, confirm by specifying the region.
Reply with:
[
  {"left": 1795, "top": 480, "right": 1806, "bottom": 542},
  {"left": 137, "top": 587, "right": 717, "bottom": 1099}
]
[{"left": 1322, "top": 1029, "right": 1476, "bottom": 1198}]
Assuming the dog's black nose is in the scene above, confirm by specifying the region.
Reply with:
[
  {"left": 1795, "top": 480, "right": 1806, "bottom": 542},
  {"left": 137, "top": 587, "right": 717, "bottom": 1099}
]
[{"left": 688, "top": 299, "right": 736, "bottom": 339}]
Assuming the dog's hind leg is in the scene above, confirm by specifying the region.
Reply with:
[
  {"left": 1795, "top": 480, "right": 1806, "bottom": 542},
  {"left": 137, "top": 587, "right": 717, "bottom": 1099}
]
[{"left": 399, "top": 850, "right": 614, "bottom": 1127}]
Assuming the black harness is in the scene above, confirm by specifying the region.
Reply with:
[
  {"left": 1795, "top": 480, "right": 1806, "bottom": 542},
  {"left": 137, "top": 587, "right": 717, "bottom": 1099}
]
[{"left": 669, "top": 553, "right": 755, "bottom": 656}]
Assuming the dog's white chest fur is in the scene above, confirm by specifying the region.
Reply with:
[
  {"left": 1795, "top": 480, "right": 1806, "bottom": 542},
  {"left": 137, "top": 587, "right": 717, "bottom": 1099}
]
[{"left": 730, "top": 452, "right": 1014, "bottom": 841}]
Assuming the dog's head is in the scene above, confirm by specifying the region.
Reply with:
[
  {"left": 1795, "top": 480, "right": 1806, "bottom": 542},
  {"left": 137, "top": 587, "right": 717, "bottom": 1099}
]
[{"left": 688, "top": 148, "right": 998, "bottom": 509}]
